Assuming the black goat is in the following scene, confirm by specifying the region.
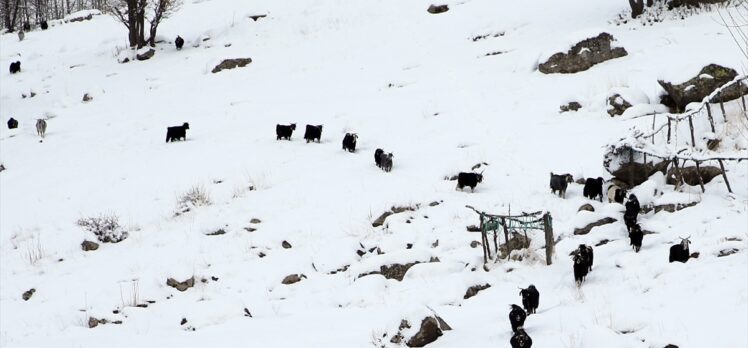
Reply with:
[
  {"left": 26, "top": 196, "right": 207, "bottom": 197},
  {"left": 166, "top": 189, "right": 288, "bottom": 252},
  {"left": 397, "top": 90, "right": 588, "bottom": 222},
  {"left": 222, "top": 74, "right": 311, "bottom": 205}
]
[
  {"left": 623, "top": 194, "right": 641, "bottom": 232},
  {"left": 510, "top": 329, "right": 533, "bottom": 348},
  {"left": 669, "top": 236, "right": 691, "bottom": 263},
  {"left": 629, "top": 223, "right": 643, "bottom": 253},
  {"left": 342, "top": 133, "right": 357, "bottom": 152},
  {"left": 276, "top": 123, "right": 296, "bottom": 140},
  {"left": 175, "top": 36, "right": 184, "bottom": 50},
  {"left": 456, "top": 172, "right": 483, "bottom": 192},
  {"left": 608, "top": 184, "right": 626, "bottom": 204},
  {"left": 374, "top": 148, "right": 384, "bottom": 168},
  {"left": 583, "top": 177, "right": 604, "bottom": 202},
  {"left": 572, "top": 253, "right": 589, "bottom": 286},
  {"left": 549, "top": 172, "right": 573, "bottom": 198},
  {"left": 40, "top": 21, "right": 48, "bottom": 30},
  {"left": 7, "top": 117, "right": 18, "bottom": 129},
  {"left": 578, "top": 244, "right": 594, "bottom": 272},
  {"left": 304, "top": 124, "right": 323, "bottom": 143},
  {"left": 166, "top": 122, "right": 189, "bottom": 142},
  {"left": 508, "top": 304, "right": 526, "bottom": 333},
  {"left": 9, "top": 61, "right": 21, "bottom": 74},
  {"left": 519, "top": 285, "right": 539, "bottom": 315},
  {"left": 379, "top": 152, "right": 393, "bottom": 172}
]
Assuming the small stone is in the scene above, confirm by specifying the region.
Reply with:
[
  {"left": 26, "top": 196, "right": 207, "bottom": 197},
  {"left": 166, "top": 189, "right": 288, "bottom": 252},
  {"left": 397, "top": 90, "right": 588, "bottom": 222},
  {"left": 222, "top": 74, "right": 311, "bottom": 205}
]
[
  {"left": 250, "top": 218, "right": 262, "bottom": 224},
  {"left": 282, "top": 241, "right": 292, "bottom": 249},
  {"left": 22, "top": 288, "right": 36, "bottom": 301},
  {"left": 81, "top": 240, "right": 99, "bottom": 251},
  {"left": 82, "top": 93, "right": 93, "bottom": 102}
]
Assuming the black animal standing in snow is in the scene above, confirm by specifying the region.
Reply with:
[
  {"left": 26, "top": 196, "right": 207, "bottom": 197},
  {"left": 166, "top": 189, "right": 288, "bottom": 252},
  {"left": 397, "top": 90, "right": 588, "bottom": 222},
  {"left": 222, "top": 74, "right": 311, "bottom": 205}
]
[
  {"left": 276, "top": 123, "right": 296, "bottom": 140},
  {"left": 40, "top": 21, "right": 48, "bottom": 30},
  {"left": 608, "top": 184, "right": 626, "bottom": 204},
  {"left": 510, "top": 328, "right": 533, "bottom": 348},
  {"left": 519, "top": 285, "right": 539, "bottom": 315},
  {"left": 629, "top": 223, "right": 643, "bottom": 253},
  {"left": 379, "top": 152, "right": 393, "bottom": 172},
  {"left": 583, "top": 177, "right": 604, "bottom": 202},
  {"left": 7, "top": 117, "right": 18, "bottom": 129},
  {"left": 304, "top": 124, "right": 323, "bottom": 143},
  {"left": 456, "top": 172, "right": 483, "bottom": 192},
  {"left": 342, "top": 133, "right": 357, "bottom": 152},
  {"left": 578, "top": 244, "right": 594, "bottom": 272},
  {"left": 508, "top": 304, "right": 527, "bottom": 333},
  {"left": 165, "top": 122, "right": 189, "bottom": 142},
  {"left": 549, "top": 173, "right": 573, "bottom": 198},
  {"left": 374, "top": 148, "right": 384, "bottom": 168},
  {"left": 623, "top": 194, "right": 641, "bottom": 232},
  {"left": 9, "top": 61, "right": 21, "bottom": 74},
  {"left": 175, "top": 35, "right": 185, "bottom": 50},
  {"left": 572, "top": 252, "right": 589, "bottom": 286},
  {"left": 669, "top": 236, "right": 692, "bottom": 263}
]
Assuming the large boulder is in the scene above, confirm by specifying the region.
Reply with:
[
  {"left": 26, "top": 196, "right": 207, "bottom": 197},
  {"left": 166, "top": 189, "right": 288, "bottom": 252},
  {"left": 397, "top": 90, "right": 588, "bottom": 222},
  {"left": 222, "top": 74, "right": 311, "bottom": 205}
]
[
  {"left": 539, "top": 33, "right": 627, "bottom": 74},
  {"left": 391, "top": 316, "right": 452, "bottom": 347},
  {"left": 658, "top": 64, "right": 748, "bottom": 111},
  {"left": 211, "top": 58, "right": 252, "bottom": 73},
  {"left": 666, "top": 166, "right": 723, "bottom": 186},
  {"left": 604, "top": 146, "right": 671, "bottom": 187},
  {"left": 574, "top": 217, "right": 617, "bottom": 235}
]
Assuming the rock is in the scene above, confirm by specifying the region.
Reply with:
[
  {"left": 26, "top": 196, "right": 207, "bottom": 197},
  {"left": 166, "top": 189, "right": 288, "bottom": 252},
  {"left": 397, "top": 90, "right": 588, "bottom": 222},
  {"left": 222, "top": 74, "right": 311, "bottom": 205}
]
[
  {"left": 166, "top": 277, "right": 195, "bottom": 291},
  {"left": 250, "top": 218, "right": 262, "bottom": 224},
  {"left": 211, "top": 58, "right": 252, "bottom": 73},
  {"left": 429, "top": 201, "right": 441, "bottom": 207},
  {"left": 244, "top": 227, "right": 257, "bottom": 232},
  {"left": 282, "top": 240, "right": 292, "bottom": 249},
  {"left": 470, "top": 240, "right": 481, "bottom": 248},
  {"left": 595, "top": 239, "right": 610, "bottom": 246},
  {"left": 82, "top": 93, "right": 93, "bottom": 102},
  {"left": 464, "top": 284, "right": 491, "bottom": 299},
  {"left": 180, "top": 318, "right": 188, "bottom": 325},
  {"left": 466, "top": 225, "right": 481, "bottom": 232},
  {"left": 560, "top": 101, "right": 582, "bottom": 113},
  {"left": 574, "top": 217, "right": 617, "bottom": 235},
  {"left": 499, "top": 232, "right": 530, "bottom": 259},
  {"left": 607, "top": 160, "right": 670, "bottom": 187},
  {"left": 22, "top": 288, "right": 35, "bottom": 301},
  {"left": 68, "top": 13, "right": 93, "bottom": 23},
  {"left": 0, "top": 164, "right": 5, "bottom": 172},
  {"left": 136, "top": 48, "right": 155, "bottom": 61},
  {"left": 607, "top": 93, "right": 633, "bottom": 117},
  {"left": 666, "top": 166, "right": 723, "bottom": 186},
  {"left": 538, "top": 33, "right": 627, "bottom": 74},
  {"left": 578, "top": 204, "right": 595, "bottom": 212},
  {"left": 206, "top": 229, "right": 226, "bottom": 236},
  {"left": 81, "top": 240, "right": 99, "bottom": 251},
  {"left": 658, "top": 64, "right": 747, "bottom": 111},
  {"left": 654, "top": 201, "right": 699, "bottom": 213},
  {"left": 668, "top": 0, "right": 730, "bottom": 10},
  {"left": 663, "top": 345, "right": 679, "bottom": 348},
  {"left": 281, "top": 274, "right": 306, "bottom": 285},
  {"left": 87, "top": 317, "right": 110, "bottom": 328},
  {"left": 427, "top": 4, "right": 449, "bottom": 14},
  {"left": 718, "top": 248, "right": 739, "bottom": 257},
  {"left": 690, "top": 252, "right": 700, "bottom": 259},
  {"left": 249, "top": 14, "right": 267, "bottom": 21},
  {"left": 406, "top": 316, "right": 451, "bottom": 347},
  {"left": 379, "top": 262, "right": 419, "bottom": 281},
  {"left": 373, "top": 211, "right": 393, "bottom": 227}
]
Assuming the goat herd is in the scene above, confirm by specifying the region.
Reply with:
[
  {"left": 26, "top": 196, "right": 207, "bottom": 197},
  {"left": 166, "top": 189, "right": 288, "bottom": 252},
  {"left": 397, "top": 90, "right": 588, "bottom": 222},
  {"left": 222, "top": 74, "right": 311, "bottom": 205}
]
[{"left": 492, "top": 172, "right": 696, "bottom": 347}]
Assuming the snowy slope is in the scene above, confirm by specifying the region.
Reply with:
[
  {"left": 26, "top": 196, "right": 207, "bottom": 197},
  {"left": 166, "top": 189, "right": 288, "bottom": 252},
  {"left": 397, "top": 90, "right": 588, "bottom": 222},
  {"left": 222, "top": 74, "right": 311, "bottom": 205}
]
[{"left": 1, "top": 0, "right": 747, "bottom": 347}]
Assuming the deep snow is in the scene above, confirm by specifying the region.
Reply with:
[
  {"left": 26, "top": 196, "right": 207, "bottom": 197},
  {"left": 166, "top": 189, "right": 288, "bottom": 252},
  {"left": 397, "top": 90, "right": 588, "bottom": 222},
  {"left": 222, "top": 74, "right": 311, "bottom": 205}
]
[{"left": 1, "top": 0, "right": 747, "bottom": 347}]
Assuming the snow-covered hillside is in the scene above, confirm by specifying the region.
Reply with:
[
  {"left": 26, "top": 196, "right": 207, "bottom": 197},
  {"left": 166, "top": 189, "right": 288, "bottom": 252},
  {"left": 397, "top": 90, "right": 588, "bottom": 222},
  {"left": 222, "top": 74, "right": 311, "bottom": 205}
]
[{"left": 1, "top": 0, "right": 747, "bottom": 347}]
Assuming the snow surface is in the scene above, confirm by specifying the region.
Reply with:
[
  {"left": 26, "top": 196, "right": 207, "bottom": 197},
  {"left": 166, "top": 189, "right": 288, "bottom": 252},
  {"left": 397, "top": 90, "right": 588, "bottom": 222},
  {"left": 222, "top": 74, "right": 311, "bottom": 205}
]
[{"left": 1, "top": 0, "right": 747, "bottom": 347}]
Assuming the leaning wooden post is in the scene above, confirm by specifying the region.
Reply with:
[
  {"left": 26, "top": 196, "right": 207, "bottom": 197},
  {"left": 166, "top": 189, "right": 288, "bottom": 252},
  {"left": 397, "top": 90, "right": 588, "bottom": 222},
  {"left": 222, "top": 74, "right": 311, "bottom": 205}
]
[
  {"left": 718, "top": 98, "right": 727, "bottom": 123},
  {"left": 480, "top": 214, "right": 488, "bottom": 264},
  {"left": 501, "top": 218, "right": 509, "bottom": 245},
  {"left": 672, "top": 158, "right": 683, "bottom": 190},
  {"left": 667, "top": 118, "right": 672, "bottom": 144},
  {"left": 705, "top": 103, "right": 716, "bottom": 132},
  {"left": 717, "top": 159, "right": 733, "bottom": 194},
  {"left": 492, "top": 221, "right": 499, "bottom": 257},
  {"left": 742, "top": 93, "right": 746, "bottom": 111},
  {"left": 651, "top": 113, "right": 657, "bottom": 146},
  {"left": 543, "top": 213, "right": 553, "bottom": 266},
  {"left": 694, "top": 160, "right": 706, "bottom": 193},
  {"left": 687, "top": 115, "right": 696, "bottom": 147}
]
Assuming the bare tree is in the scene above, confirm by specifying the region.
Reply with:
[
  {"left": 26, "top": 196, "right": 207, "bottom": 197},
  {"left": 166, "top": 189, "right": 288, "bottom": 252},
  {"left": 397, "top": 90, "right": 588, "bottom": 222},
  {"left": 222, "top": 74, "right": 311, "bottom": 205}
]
[{"left": 106, "top": 0, "right": 179, "bottom": 48}]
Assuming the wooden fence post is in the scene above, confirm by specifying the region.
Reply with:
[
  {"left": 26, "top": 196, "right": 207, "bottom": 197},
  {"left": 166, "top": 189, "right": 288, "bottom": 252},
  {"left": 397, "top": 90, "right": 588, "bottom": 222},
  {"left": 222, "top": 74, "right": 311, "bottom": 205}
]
[
  {"left": 717, "top": 159, "right": 733, "bottom": 194},
  {"left": 667, "top": 118, "right": 672, "bottom": 144},
  {"left": 480, "top": 214, "right": 488, "bottom": 264},
  {"left": 706, "top": 103, "right": 716, "bottom": 132},
  {"left": 719, "top": 98, "right": 727, "bottom": 123},
  {"left": 672, "top": 158, "right": 683, "bottom": 190},
  {"left": 694, "top": 160, "right": 706, "bottom": 193},
  {"left": 688, "top": 115, "right": 696, "bottom": 147},
  {"left": 543, "top": 213, "right": 553, "bottom": 266}
]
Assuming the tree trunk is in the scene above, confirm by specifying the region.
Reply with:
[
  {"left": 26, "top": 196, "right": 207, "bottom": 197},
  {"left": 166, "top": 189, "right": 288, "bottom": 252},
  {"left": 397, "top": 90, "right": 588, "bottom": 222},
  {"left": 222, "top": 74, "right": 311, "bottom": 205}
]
[{"left": 629, "top": 0, "right": 644, "bottom": 18}]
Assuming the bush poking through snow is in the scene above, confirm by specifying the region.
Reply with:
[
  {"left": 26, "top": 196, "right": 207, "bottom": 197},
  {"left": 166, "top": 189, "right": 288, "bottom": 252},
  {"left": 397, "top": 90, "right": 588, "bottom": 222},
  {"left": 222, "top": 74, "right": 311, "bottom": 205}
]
[
  {"left": 175, "top": 185, "right": 211, "bottom": 215},
  {"left": 77, "top": 214, "right": 128, "bottom": 243}
]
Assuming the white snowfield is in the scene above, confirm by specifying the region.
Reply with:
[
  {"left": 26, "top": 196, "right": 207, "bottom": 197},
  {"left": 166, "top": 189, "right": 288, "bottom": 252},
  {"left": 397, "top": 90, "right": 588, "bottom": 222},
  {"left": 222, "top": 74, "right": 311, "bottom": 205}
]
[{"left": 1, "top": 0, "right": 747, "bottom": 347}]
